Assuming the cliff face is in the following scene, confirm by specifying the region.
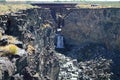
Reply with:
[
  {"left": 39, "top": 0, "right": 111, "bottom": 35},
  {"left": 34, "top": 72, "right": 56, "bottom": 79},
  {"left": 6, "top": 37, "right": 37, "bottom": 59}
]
[
  {"left": 62, "top": 8, "right": 120, "bottom": 80},
  {"left": 0, "top": 7, "right": 120, "bottom": 80},
  {"left": 0, "top": 8, "right": 59, "bottom": 80},
  {"left": 62, "top": 8, "right": 120, "bottom": 50}
]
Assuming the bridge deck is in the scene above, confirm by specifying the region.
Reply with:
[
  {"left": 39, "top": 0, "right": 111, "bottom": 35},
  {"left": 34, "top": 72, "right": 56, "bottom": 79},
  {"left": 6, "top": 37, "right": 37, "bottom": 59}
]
[{"left": 31, "top": 3, "right": 77, "bottom": 8}]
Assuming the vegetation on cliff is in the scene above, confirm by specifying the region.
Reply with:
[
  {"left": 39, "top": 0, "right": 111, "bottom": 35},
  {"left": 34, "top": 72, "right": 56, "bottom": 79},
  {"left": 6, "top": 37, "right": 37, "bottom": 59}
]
[
  {"left": 76, "top": 1, "right": 120, "bottom": 8},
  {"left": 0, "top": 3, "right": 36, "bottom": 15}
]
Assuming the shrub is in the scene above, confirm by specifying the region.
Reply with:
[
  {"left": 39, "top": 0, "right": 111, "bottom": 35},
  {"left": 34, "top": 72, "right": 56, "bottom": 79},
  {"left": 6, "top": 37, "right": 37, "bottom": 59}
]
[{"left": 0, "top": 44, "right": 18, "bottom": 55}]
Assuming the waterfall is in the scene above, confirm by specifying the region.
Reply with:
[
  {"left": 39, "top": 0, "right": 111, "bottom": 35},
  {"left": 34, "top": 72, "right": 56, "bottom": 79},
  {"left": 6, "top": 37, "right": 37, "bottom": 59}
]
[{"left": 56, "top": 34, "right": 64, "bottom": 48}]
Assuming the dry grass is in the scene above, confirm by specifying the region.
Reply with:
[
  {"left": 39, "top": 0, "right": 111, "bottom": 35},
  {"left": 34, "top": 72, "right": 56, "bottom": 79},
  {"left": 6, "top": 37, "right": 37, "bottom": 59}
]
[
  {"left": 43, "top": 23, "right": 51, "bottom": 28},
  {"left": 0, "top": 44, "right": 18, "bottom": 56},
  {"left": 76, "top": 4, "right": 105, "bottom": 9},
  {"left": 0, "top": 32, "right": 2, "bottom": 40},
  {"left": 27, "top": 44, "right": 35, "bottom": 54},
  {"left": 6, "top": 35, "right": 17, "bottom": 44},
  {"left": 0, "top": 3, "right": 36, "bottom": 15},
  {"left": 1, "top": 35, "right": 18, "bottom": 44},
  {"left": 76, "top": 1, "right": 120, "bottom": 9}
]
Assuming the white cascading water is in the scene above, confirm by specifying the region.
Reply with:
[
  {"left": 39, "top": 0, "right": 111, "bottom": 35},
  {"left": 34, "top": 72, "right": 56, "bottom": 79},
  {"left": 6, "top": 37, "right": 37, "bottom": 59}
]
[{"left": 56, "top": 35, "right": 64, "bottom": 48}]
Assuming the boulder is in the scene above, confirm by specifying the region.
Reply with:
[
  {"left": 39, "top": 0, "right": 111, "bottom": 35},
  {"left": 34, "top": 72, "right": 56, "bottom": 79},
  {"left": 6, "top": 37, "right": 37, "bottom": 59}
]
[{"left": 0, "top": 57, "right": 16, "bottom": 80}]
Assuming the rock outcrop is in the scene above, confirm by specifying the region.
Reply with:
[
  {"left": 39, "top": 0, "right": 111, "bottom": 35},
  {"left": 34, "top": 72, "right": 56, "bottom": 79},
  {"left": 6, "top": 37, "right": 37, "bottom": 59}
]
[
  {"left": 0, "top": 8, "right": 59, "bottom": 80},
  {"left": 0, "top": 57, "right": 15, "bottom": 80}
]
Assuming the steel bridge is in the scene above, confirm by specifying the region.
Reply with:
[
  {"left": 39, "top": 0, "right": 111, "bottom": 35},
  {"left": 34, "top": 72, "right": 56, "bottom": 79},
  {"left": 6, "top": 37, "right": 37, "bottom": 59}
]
[{"left": 31, "top": 3, "right": 77, "bottom": 8}]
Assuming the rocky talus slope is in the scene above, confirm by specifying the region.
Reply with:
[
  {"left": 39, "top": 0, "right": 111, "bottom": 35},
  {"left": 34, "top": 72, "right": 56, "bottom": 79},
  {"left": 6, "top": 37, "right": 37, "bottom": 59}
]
[
  {"left": 55, "top": 52, "right": 80, "bottom": 80},
  {"left": 55, "top": 51, "right": 112, "bottom": 80}
]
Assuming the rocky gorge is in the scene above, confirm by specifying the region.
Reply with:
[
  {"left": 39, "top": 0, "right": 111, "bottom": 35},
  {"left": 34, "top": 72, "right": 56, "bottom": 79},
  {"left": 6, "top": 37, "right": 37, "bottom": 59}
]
[{"left": 0, "top": 3, "right": 120, "bottom": 80}]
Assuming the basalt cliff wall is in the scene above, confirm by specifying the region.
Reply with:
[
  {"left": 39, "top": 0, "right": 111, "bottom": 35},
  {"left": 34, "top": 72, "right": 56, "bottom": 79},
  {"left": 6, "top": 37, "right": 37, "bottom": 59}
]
[
  {"left": 62, "top": 8, "right": 120, "bottom": 50},
  {"left": 0, "top": 7, "right": 120, "bottom": 80},
  {"left": 0, "top": 8, "right": 59, "bottom": 80}
]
